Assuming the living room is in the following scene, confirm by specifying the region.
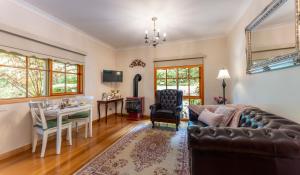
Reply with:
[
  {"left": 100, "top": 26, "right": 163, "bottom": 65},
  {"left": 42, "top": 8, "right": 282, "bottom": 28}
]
[{"left": 0, "top": 0, "right": 299, "bottom": 175}]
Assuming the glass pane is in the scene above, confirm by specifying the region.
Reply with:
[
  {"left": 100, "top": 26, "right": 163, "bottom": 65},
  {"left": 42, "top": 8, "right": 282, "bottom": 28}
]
[
  {"left": 28, "top": 70, "right": 47, "bottom": 97},
  {"left": 190, "top": 78, "right": 200, "bottom": 96},
  {"left": 156, "top": 69, "right": 166, "bottom": 79},
  {"left": 189, "top": 67, "right": 199, "bottom": 78},
  {"left": 52, "top": 72, "right": 65, "bottom": 93},
  {"left": 0, "top": 67, "right": 26, "bottom": 98},
  {"left": 178, "top": 68, "right": 188, "bottom": 78},
  {"left": 190, "top": 99, "right": 202, "bottom": 105},
  {"left": 178, "top": 79, "right": 189, "bottom": 96},
  {"left": 66, "top": 64, "right": 78, "bottom": 73},
  {"left": 156, "top": 79, "right": 166, "bottom": 90},
  {"left": 182, "top": 99, "right": 190, "bottom": 118},
  {"left": 167, "top": 79, "right": 177, "bottom": 89},
  {"left": 66, "top": 74, "right": 78, "bottom": 93},
  {"left": 53, "top": 61, "right": 65, "bottom": 72},
  {"left": 0, "top": 52, "right": 26, "bottom": 67},
  {"left": 29, "top": 57, "right": 47, "bottom": 70},
  {"left": 167, "top": 69, "right": 177, "bottom": 78}
]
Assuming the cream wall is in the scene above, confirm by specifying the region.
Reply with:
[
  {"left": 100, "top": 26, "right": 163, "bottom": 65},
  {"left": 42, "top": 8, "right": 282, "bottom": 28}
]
[
  {"left": 227, "top": 0, "right": 300, "bottom": 123},
  {"left": 0, "top": 0, "right": 116, "bottom": 154},
  {"left": 116, "top": 37, "right": 230, "bottom": 115}
]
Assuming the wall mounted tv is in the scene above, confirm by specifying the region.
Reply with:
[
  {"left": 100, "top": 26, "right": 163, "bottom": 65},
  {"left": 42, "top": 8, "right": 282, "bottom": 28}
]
[{"left": 102, "top": 70, "right": 123, "bottom": 82}]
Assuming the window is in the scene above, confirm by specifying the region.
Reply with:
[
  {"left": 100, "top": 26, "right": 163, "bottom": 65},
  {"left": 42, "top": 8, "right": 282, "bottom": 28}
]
[
  {"left": 155, "top": 65, "right": 204, "bottom": 118},
  {"left": 51, "top": 61, "right": 83, "bottom": 95},
  {"left": 0, "top": 52, "right": 27, "bottom": 98},
  {"left": 0, "top": 50, "right": 84, "bottom": 100}
]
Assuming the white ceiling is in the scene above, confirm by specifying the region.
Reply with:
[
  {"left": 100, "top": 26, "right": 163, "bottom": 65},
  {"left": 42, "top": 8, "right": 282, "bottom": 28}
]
[{"left": 21, "top": 0, "right": 252, "bottom": 49}]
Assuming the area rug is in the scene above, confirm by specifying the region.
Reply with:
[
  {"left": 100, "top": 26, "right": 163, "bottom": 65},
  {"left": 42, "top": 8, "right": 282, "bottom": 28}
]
[{"left": 75, "top": 123, "right": 189, "bottom": 175}]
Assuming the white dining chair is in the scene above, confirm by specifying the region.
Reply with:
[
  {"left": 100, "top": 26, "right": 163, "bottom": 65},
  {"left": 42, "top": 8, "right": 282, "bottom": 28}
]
[
  {"left": 29, "top": 101, "right": 72, "bottom": 157},
  {"left": 68, "top": 96, "right": 94, "bottom": 138}
]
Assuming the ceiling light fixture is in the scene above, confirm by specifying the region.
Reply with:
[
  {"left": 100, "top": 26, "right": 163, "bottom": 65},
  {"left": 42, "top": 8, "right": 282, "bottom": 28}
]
[{"left": 144, "top": 17, "right": 167, "bottom": 47}]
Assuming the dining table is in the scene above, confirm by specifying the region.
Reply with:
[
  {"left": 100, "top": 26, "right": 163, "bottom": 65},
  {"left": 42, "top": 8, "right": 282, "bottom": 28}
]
[{"left": 43, "top": 104, "right": 93, "bottom": 154}]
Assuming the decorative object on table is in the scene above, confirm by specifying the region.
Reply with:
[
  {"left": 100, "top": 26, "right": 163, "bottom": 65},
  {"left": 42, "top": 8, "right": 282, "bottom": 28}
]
[
  {"left": 217, "top": 69, "right": 230, "bottom": 105},
  {"left": 129, "top": 59, "right": 146, "bottom": 68},
  {"left": 126, "top": 74, "right": 144, "bottom": 120},
  {"left": 111, "top": 89, "right": 121, "bottom": 99},
  {"left": 101, "top": 92, "right": 108, "bottom": 100},
  {"left": 214, "top": 96, "right": 228, "bottom": 105},
  {"left": 74, "top": 123, "right": 189, "bottom": 175},
  {"left": 150, "top": 89, "right": 183, "bottom": 131},
  {"left": 144, "top": 17, "right": 167, "bottom": 47}
]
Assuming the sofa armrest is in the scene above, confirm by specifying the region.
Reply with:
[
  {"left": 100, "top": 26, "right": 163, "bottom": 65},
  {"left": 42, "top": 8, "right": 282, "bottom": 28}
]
[{"left": 188, "top": 126, "right": 300, "bottom": 158}]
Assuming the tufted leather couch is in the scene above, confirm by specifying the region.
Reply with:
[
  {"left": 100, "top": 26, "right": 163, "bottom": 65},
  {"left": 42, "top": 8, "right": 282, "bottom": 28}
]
[
  {"left": 188, "top": 106, "right": 300, "bottom": 175},
  {"left": 150, "top": 89, "right": 183, "bottom": 131}
]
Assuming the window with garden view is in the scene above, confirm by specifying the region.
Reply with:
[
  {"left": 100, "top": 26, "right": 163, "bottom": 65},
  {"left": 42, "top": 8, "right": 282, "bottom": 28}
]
[
  {"left": 155, "top": 65, "right": 204, "bottom": 118},
  {"left": 0, "top": 50, "right": 83, "bottom": 100}
]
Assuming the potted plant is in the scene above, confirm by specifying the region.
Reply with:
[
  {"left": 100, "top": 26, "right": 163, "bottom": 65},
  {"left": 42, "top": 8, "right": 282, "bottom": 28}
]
[{"left": 214, "top": 96, "right": 227, "bottom": 104}]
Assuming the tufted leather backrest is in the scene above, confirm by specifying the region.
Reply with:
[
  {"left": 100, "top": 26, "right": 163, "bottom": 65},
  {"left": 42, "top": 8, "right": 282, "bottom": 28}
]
[
  {"left": 238, "top": 108, "right": 300, "bottom": 133},
  {"left": 156, "top": 89, "right": 183, "bottom": 110}
]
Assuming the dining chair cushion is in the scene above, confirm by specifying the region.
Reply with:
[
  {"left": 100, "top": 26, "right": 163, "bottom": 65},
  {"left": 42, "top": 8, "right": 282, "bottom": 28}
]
[
  {"left": 34, "top": 119, "right": 70, "bottom": 129},
  {"left": 68, "top": 111, "right": 90, "bottom": 119}
]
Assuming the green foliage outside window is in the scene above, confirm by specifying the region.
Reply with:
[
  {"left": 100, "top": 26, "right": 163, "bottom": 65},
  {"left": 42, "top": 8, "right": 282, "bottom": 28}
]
[{"left": 0, "top": 50, "right": 82, "bottom": 99}]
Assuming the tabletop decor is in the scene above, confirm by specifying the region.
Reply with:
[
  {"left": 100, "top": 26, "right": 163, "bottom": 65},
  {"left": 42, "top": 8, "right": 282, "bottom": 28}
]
[{"left": 75, "top": 123, "right": 189, "bottom": 175}]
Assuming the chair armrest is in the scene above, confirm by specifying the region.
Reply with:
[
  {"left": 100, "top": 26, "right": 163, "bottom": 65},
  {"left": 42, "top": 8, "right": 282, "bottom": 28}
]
[
  {"left": 150, "top": 104, "right": 161, "bottom": 111},
  {"left": 188, "top": 126, "right": 300, "bottom": 158}
]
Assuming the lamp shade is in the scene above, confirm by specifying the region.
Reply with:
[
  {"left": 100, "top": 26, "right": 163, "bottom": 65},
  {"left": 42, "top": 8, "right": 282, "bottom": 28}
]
[{"left": 217, "top": 69, "right": 230, "bottom": 79}]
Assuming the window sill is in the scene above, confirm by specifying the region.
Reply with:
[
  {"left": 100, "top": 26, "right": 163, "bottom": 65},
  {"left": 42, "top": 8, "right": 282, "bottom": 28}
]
[{"left": 0, "top": 93, "right": 84, "bottom": 105}]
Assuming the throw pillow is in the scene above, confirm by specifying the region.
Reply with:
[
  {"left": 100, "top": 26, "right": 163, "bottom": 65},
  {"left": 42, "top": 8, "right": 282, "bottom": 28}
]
[
  {"left": 214, "top": 106, "right": 236, "bottom": 126},
  {"left": 198, "top": 109, "right": 224, "bottom": 126}
]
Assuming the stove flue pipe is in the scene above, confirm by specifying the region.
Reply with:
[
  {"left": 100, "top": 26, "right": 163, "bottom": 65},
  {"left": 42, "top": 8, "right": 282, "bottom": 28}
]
[{"left": 133, "top": 74, "right": 142, "bottom": 97}]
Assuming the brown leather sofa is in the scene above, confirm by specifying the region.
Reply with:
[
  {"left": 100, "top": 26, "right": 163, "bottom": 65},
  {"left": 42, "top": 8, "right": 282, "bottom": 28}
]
[{"left": 188, "top": 105, "right": 300, "bottom": 175}]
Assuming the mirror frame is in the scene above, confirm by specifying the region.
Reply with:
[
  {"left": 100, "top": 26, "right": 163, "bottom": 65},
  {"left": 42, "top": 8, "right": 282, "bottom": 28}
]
[{"left": 245, "top": 0, "right": 300, "bottom": 74}]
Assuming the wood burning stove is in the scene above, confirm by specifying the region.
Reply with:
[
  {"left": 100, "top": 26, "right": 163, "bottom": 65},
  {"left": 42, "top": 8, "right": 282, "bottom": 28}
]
[{"left": 126, "top": 74, "right": 144, "bottom": 120}]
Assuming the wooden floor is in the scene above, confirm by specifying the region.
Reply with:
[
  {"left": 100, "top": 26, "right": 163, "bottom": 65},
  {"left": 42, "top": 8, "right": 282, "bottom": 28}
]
[{"left": 0, "top": 116, "right": 146, "bottom": 175}]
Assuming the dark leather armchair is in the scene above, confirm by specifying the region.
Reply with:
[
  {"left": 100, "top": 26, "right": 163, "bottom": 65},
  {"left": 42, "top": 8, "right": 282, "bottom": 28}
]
[{"left": 150, "top": 89, "right": 183, "bottom": 131}]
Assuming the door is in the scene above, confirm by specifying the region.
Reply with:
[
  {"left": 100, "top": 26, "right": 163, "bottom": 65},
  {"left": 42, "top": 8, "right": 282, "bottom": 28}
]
[{"left": 154, "top": 65, "right": 204, "bottom": 119}]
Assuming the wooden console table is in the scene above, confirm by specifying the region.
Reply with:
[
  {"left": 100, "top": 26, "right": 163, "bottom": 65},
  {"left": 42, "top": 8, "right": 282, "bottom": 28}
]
[{"left": 97, "top": 98, "right": 124, "bottom": 123}]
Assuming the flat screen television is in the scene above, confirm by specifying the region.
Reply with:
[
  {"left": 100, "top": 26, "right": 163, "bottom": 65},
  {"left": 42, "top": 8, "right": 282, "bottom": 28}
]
[{"left": 102, "top": 70, "right": 123, "bottom": 82}]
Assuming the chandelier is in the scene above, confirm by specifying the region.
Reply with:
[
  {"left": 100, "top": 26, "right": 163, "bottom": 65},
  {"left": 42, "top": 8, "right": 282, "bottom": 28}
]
[{"left": 144, "top": 17, "right": 167, "bottom": 47}]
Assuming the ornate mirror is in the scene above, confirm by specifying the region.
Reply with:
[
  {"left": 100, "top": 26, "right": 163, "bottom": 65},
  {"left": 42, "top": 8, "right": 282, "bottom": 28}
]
[{"left": 246, "top": 0, "right": 300, "bottom": 74}]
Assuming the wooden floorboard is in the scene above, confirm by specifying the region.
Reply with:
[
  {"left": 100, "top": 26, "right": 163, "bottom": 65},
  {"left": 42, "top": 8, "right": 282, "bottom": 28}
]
[{"left": 0, "top": 116, "right": 147, "bottom": 175}]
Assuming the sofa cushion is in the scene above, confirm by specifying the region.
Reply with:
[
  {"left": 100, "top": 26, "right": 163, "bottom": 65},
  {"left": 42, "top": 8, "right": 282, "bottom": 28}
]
[
  {"left": 214, "top": 105, "right": 236, "bottom": 126},
  {"left": 153, "top": 109, "right": 176, "bottom": 119},
  {"left": 198, "top": 109, "right": 224, "bottom": 126}
]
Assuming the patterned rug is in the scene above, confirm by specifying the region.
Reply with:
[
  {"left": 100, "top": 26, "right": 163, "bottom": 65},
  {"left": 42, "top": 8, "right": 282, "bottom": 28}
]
[{"left": 75, "top": 123, "right": 189, "bottom": 175}]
